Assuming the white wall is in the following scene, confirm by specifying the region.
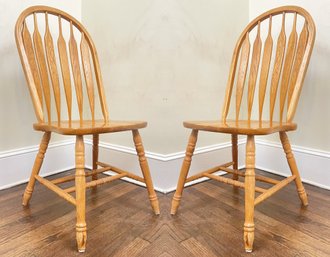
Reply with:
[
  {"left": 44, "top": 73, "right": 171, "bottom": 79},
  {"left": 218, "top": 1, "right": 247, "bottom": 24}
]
[
  {"left": 1, "top": 1, "right": 329, "bottom": 191},
  {"left": 82, "top": 0, "right": 249, "bottom": 154},
  {"left": 249, "top": 0, "right": 330, "bottom": 152},
  {"left": 0, "top": 0, "right": 81, "bottom": 151}
]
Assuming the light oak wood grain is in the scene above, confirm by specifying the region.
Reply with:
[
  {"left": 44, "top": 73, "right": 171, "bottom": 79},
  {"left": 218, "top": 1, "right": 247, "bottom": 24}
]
[
  {"left": 172, "top": 6, "right": 316, "bottom": 253},
  {"left": 15, "top": 5, "right": 159, "bottom": 252}
]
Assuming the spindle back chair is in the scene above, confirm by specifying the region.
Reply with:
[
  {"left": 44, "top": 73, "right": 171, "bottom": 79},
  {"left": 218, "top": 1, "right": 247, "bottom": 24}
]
[
  {"left": 171, "top": 6, "right": 315, "bottom": 253},
  {"left": 15, "top": 6, "right": 159, "bottom": 252}
]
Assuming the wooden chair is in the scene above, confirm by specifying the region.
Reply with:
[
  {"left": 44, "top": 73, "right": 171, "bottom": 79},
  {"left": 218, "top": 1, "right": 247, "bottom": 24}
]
[
  {"left": 171, "top": 6, "right": 315, "bottom": 252},
  {"left": 15, "top": 6, "right": 160, "bottom": 252}
]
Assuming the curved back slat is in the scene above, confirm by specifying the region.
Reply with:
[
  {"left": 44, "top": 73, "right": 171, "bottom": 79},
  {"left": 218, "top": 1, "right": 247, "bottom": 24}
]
[
  {"left": 269, "top": 13, "right": 286, "bottom": 124},
  {"left": 287, "top": 22, "right": 308, "bottom": 113},
  {"left": 81, "top": 33, "right": 95, "bottom": 121},
  {"left": 258, "top": 17, "right": 273, "bottom": 122},
  {"left": 221, "top": 6, "right": 315, "bottom": 124},
  {"left": 247, "top": 22, "right": 262, "bottom": 121},
  {"left": 69, "top": 21, "right": 83, "bottom": 121},
  {"left": 44, "top": 12, "right": 61, "bottom": 122},
  {"left": 57, "top": 16, "right": 72, "bottom": 122},
  {"left": 22, "top": 22, "right": 43, "bottom": 121},
  {"left": 279, "top": 13, "right": 298, "bottom": 122},
  {"left": 33, "top": 13, "right": 52, "bottom": 122},
  {"left": 15, "top": 5, "right": 109, "bottom": 123},
  {"left": 235, "top": 33, "right": 250, "bottom": 121}
]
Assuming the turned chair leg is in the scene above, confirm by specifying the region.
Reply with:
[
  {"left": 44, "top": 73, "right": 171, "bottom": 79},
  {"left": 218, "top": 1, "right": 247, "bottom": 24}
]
[
  {"left": 171, "top": 129, "right": 198, "bottom": 215},
  {"left": 92, "top": 134, "right": 99, "bottom": 181},
  {"left": 75, "top": 135, "right": 87, "bottom": 252},
  {"left": 132, "top": 130, "right": 160, "bottom": 215},
  {"left": 244, "top": 135, "right": 255, "bottom": 252},
  {"left": 232, "top": 134, "right": 239, "bottom": 180},
  {"left": 279, "top": 132, "right": 308, "bottom": 206},
  {"left": 22, "top": 132, "right": 51, "bottom": 206}
]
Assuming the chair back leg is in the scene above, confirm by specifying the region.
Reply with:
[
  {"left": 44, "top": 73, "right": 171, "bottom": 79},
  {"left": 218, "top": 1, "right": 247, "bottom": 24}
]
[
  {"left": 244, "top": 135, "right": 256, "bottom": 252},
  {"left": 132, "top": 130, "right": 160, "bottom": 215},
  {"left": 279, "top": 132, "right": 308, "bottom": 206},
  {"left": 75, "top": 135, "right": 87, "bottom": 252},
  {"left": 22, "top": 132, "right": 51, "bottom": 206},
  {"left": 171, "top": 129, "right": 198, "bottom": 215},
  {"left": 92, "top": 134, "right": 99, "bottom": 181},
  {"left": 232, "top": 134, "right": 239, "bottom": 181}
]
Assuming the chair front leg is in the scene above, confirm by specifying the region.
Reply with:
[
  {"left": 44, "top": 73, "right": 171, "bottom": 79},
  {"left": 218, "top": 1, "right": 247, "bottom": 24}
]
[
  {"left": 132, "top": 130, "right": 160, "bottom": 215},
  {"left": 279, "top": 132, "right": 308, "bottom": 206},
  {"left": 92, "top": 134, "right": 99, "bottom": 181},
  {"left": 22, "top": 132, "right": 51, "bottom": 206},
  {"left": 232, "top": 134, "right": 238, "bottom": 180},
  {"left": 244, "top": 135, "right": 255, "bottom": 252},
  {"left": 75, "top": 135, "right": 87, "bottom": 252},
  {"left": 171, "top": 129, "right": 198, "bottom": 215}
]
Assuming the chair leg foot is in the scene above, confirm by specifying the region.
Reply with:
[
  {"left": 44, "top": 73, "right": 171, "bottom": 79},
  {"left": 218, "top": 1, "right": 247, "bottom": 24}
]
[
  {"left": 171, "top": 130, "right": 198, "bottom": 215},
  {"left": 150, "top": 195, "right": 160, "bottom": 215},
  {"left": 170, "top": 195, "right": 181, "bottom": 215},
  {"left": 76, "top": 226, "right": 87, "bottom": 253},
  {"left": 298, "top": 188, "right": 308, "bottom": 206},
  {"left": 132, "top": 130, "right": 160, "bottom": 215},
  {"left": 22, "top": 189, "right": 33, "bottom": 206},
  {"left": 244, "top": 224, "right": 255, "bottom": 252}
]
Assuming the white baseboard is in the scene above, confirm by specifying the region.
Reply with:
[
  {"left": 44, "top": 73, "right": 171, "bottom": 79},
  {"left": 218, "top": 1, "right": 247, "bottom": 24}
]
[
  {"left": 1, "top": 138, "right": 329, "bottom": 192},
  {"left": 255, "top": 139, "right": 330, "bottom": 190},
  {"left": 0, "top": 140, "right": 75, "bottom": 190},
  {"left": 84, "top": 139, "right": 246, "bottom": 193}
]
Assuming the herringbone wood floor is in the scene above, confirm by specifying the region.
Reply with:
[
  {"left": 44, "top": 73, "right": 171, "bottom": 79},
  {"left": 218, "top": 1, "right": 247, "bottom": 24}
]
[{"left": 0, "top": 170, "right": 329, "bottom": 257}]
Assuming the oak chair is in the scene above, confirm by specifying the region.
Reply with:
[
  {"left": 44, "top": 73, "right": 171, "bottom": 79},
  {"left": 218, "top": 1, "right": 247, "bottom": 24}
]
[
  {"left": 15, "top": 6, "right": 160, "bottom": 252},
  {"left": 171, "top": 6, "right": 315, "bottom": 252}
]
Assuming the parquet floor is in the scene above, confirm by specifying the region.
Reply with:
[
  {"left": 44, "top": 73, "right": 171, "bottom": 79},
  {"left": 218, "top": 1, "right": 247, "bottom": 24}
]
[{"left": 0, "top": 170, "right": 329, "bottom": 257}]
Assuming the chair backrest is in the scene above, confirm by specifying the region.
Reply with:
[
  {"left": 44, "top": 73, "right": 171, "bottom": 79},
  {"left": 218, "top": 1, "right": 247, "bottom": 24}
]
[
  {"left": 15, "top": 6, "right": 109, "bottom": 124},
  {"left": 221, "top": 6, "right": 315, "bottom": 124}
]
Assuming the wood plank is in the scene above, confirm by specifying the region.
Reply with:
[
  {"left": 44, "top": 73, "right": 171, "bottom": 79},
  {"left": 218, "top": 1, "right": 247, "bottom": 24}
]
[
  {"left": 112, "top": 237, "right": 150, "bottom": 257},
  {"left": 181, "top": 237, "right": 218, "bottom": 257},
  {"left": 0, "top": 170, "right": 330, "bottom": 256}
]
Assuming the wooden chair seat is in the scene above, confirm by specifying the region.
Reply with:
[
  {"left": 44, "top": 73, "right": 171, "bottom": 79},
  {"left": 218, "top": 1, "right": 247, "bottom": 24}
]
[
  {"left": 183, "top": 120, "right": 297, "bottom": 135},
  {"left": 33, "top": 120, "right": 147, "bottom": 135}
]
